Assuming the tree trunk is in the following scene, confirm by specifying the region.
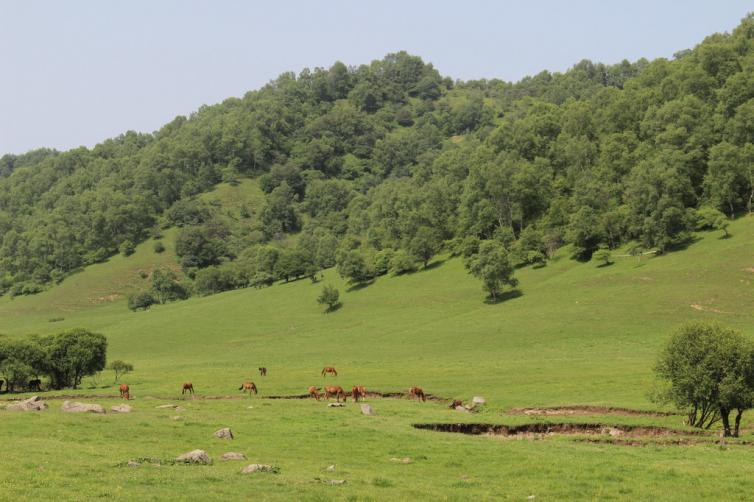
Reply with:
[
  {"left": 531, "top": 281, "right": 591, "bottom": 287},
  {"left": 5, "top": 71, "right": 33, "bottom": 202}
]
[
  {"left": 720, "top": 408, "right": 732, "bottom": 437},
  {"left": 734, "top": 409, "right": 744, "bottom": 438}
]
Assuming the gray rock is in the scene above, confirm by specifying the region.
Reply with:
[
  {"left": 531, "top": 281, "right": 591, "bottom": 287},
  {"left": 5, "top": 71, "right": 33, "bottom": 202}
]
[
  {"left": 61, "top": 401, "right": 105, "bottom": 414},
  {"left": 220, "top": 452, "right": 247, "bottom": 461},
  {"left": 389, "top": 457, "right": 412, "bottom": 464},
  {"left": 111, "top": 404, "right": 133, "bottom": 413},
  {"left": 156, "top": 404, "right": 179, "bottom": 409},
  {"left": 328, "top": 479, "right": 346, "bottom": 485},
  {"left": 175, "top": 449, "right": 211, "bottom": 465},
  {"left": 214, "top": 427, "right": 234, "bottom": 439},
  {"left": 360, "top": 404, "right": 375, "bottom": 416},
  {"left": 6, "top": 396, "right": 47, "bottom": 412},
  {"left": 455, "top": 405, "right": 470, "bottom": 413},
  {"left": 472, "top": 396, "right": 486, "bottom": 406},
  {"left": 327, "top": 403, "right": 345, "bottom": 408},
  {"left": 241, "top": 463, "right": 274, "bottom": 473},
  {"left": 127, "top": 460, "right": 140, "bottom": 468}
]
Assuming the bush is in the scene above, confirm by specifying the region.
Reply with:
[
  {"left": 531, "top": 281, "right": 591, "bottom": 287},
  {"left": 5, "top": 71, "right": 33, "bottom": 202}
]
[
  {"left": 317, "top": 284, "right": 341, "bottom": 312},
  {"left": 592, "top": 248, "right": 612, "bottom": 267},
  {"left": 153, "top": 241, "right": 166, "bottom": 254},
  {"left": 373, "top": 249, "right": 394, "bottom": 276},
  {"left": 128, "top": 291, "right": 156, "bottom": 311},
  {"left": 119, "top": 240, "right": 135, "bottom": 257},
  {"left": 40, "top": 329, "right": 108, "bottom": 390},
  {"left": 389, "top": 249, "right": 417, "bottom": 275}
]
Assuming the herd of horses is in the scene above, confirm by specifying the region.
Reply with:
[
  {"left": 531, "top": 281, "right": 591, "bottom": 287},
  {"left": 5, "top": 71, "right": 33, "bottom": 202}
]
[
  {"left": 115, "top": 366, "right": 427, "bottom": 403},
  {"left": 0, "top": 378, "right": 42, "bottom": 393}
]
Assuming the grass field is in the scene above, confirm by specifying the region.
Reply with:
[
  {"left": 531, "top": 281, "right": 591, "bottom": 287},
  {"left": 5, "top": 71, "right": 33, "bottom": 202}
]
[{"left": 1, "top": 217, "right": 754, "bottom": 500}]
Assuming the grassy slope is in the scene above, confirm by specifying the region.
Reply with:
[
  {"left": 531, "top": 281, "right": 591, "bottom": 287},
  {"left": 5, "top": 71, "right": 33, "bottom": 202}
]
[{"left": 0, "top": 217, "right": 753, "bottom": 500}]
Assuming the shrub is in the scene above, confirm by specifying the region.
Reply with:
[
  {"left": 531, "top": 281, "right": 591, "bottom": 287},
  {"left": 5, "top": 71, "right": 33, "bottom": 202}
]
[
  {"left": 389, "top": 249, "right": 417, "bottom": 275},
  {"left": 592, "top": 248, "right": 612, "bottom": 267},
  {"left": 128, "top": 291, "right": 156, "bottom": 311},
  {"left": 153, "top": 241, "right": 166, "bottom": 254},
  {"left": 119, "top": 240, "right": 135, "bottom": 257},
  {"left": 317, "top": 285, "right": 341, "bottom": 312},
  {"left": 40, "top": 329, "right": 108, "bottom": 390}
]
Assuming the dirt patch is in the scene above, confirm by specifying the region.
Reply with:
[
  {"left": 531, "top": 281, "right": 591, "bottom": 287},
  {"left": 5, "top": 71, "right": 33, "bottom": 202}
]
[
  {"left": 412, "top": 422, "right": 704, "bottom": 438},
  {"left": 266, "top": 390, "right": 446, "bottom": 401},
  {"left": 690, "top": 304, "right": 729, "bottom": 314},
  {"left": 507, "top": 406, "right": 673, "bottom": 417},
  {"left": 743, "top": 267, "right": 754, "bottom": 273}
]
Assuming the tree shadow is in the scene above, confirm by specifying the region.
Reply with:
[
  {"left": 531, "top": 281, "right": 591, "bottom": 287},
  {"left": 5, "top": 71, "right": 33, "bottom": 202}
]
[
  {"left": 324, "top": 303, "right": 343, "bottom": 314},
  {"left": 596, "top": 262, "right": 615, "bottom": 268},
  {"left": 665, "top": 235, "right": 701, "bottom": 253},
  {"left": 346, "top": 279, "right": 376, "bottom": 292},
  {"left": 418, "top": 258, "right": 447, "bottom": 272},
  {"left": 484, "top": 289, "right": 523, "bottom": 305}
]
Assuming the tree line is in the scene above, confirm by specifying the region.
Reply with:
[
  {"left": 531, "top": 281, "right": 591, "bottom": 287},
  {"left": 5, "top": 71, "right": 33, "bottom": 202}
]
[{"left": 2, "top": 16, "right": 754, "bottom": 301}]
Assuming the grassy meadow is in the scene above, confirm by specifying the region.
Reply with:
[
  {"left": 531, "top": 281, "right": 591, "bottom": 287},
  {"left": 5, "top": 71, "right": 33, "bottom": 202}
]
[{"left": 1, "top": 216, "right": 754, "bottom": 500}]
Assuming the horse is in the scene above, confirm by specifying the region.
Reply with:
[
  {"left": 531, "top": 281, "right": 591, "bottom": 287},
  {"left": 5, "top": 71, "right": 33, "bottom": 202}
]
[
  {"left": 409, "top": 386, "right": 426, "bottom": 402},
  {"left": 0, "top": 379, "right": 4, "bottom": 392},
  {"left": 324, "top": 385, "right": 347, "bottom": 402},
  {"left": 321, "top": 366, "right": 338, "bottom": 377},
  {"left": 449, "top": 399, "right": 463, "bottom": 409},
  {"left": 351, "top": 386, "right": 366, "bottom": 402},
  {"left": 28, "top": 379, "right": 42, "bottom": 392},
  {"left": 239, "top": 381, "right": 258, "bottom": 395},
  {"left": 259, "top": 367, "right": 267, "bottom": 377},
  {"left": 308, "top": 386, "right": 321, "bottom": 401},
  {"left": 182, "top": 382, "right": 195, "bottom": 395},
  {"left": 119, "top": 384, "right": 130, "bottom": 400}
]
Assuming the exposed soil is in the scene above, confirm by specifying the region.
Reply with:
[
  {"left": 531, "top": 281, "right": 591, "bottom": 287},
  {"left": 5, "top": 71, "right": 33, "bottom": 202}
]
[
  {"left": 507, "top": 405, "right": 674, "bottom": 417},
  {"left": 265, "top": 390, "right": 445, "bottom": 401},
  {"left": 412, "top": 422, "right": 705, "bottom": 438}
]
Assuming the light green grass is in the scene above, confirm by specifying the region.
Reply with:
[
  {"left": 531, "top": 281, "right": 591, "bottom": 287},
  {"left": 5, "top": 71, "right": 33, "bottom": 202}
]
[{"left": 1, "top": 217, "right": 754, "bottom": 500}]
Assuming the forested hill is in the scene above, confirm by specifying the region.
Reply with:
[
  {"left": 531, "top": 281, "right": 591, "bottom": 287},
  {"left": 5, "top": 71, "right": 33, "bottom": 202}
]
[{"left": 1, "top": 15, "right": 754, "bottom": 299}]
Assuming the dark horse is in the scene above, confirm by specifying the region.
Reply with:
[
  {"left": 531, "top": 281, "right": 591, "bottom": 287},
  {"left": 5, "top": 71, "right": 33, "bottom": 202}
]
[
  {"left": 258, "top": 367, "right": 267, "bottom": 377},
  {"left": 321, "top": 366, "right": 338, "bottom": 377},
  {"left": 182, "top": 382, "right": 195, "bottom": 395},
  {"left": 28, "top": 379, "right": 42, "bottom": 392}
]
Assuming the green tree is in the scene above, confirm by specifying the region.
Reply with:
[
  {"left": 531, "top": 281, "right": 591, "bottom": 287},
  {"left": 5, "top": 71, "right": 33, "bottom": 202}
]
[
  {"left": 151, "top": 269, "right": 188, "bottom": 304},
  {"left": 592, "top": 248, "right": 612, "bottom": 267},
  {"left": 108, "top": 360, "right": 134, "bottom": 382},
  {"left": 653, "top": 322, "right": 754, "bottom": 437},
  {"left": 696, "top": 206, "right": 730, "bottom": 237},
  {"left": 317, "top": 284, "right": 341, "bottom": 312},
  {"left": 128, "top": 291, "right": 156, "bottom": 311},
  {"left": 408, "top": 226, "right": 442, "bottom": 268},
  {"left": 41, "top": 329, "right": 108, "bottom": 390},
  {"left": 464, "top": 240, "right": 518, "bottom": 301}
]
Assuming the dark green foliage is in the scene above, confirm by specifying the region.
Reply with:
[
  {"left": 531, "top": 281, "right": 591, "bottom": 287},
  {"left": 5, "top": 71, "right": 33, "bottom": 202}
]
[
  {"left": 389, "top": 249, "right": 417, "bottom": 275},
  {"left": 128, "top": 291, "right": 156, "bottom": 311},
  {"left": 119, "top": 240, "right": 135, "bottom": 257},
  {"left": 696, "top": 206, "right": 730, "bottom": 237},
  {"left": 40, "top": 329, "right": 108, "bottom": 390},
  {"left": 464, "top": 240, "right": 518, "bottom": 301},
  {"left": 317, "top": 284, "right": 341, "bottom": 312},
  {"left": 150, "top": 269, "right": 189, "bottom": 304},
  {"left": 653, "top": 322, "right": 754, "bottom": 437},
  {"left": 153, "top": 241, "right": 165, "bottom": 253},
  {"left": 408, "top": 226, "right": 442, "bottom": 268},
  {"left": 336, "top": 249, "right": 372, "bottom": 284},
  {"left": 592, "top": 248, "right": 612, "bottom": 267}
]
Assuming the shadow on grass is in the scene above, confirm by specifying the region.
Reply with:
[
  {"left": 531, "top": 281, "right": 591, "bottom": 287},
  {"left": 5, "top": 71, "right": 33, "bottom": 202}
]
[
  {"left": 324, "top": 303, "right": 343, "bottom": 314},
  {"left": 346, "top": 279, "right": 376, "bottom": 292},
  {"left": 484, "top": 289, "right": 523, "bottom": 305},
  {"left": 418, "top": 258, "right": 447, "bottom": 272},
  {"left": 596, "top": 261, "right": 615, "bottom": 268},
  {"left": 664, "top": 235, "right": 701, "bottom": 253}
]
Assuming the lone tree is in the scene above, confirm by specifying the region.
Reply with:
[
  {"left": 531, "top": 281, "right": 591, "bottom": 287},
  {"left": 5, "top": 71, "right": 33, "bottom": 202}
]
[
  {"left": 317, "top": 284, "right": 341, "bottom": 313},
  {"left": 464, "top": 240, "right": 518, "bottom": 301},
  {"left": 653, "top": 322, "right": 754, "bottom": 437},
  {"left": 592, "top": 248, "right": 612, "bottom": 267},
  {"left": 108, "top": 360, "right": 134, "bottom": 382}
]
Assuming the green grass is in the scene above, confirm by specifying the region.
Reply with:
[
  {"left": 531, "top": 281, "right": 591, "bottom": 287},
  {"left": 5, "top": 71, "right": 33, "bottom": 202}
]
[{"left": 1, "top": 217, "right": 754, "bottom": 500}]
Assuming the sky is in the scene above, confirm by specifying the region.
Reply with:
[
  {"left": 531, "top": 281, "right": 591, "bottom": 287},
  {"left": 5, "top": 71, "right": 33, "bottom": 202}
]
[{"left": 0, "top": 1, "right": 751, "bottom": 155}]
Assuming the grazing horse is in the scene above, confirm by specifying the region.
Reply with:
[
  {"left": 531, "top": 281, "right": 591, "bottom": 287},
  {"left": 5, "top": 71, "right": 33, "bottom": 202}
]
[
  {"left": 308, "top": 386, "right": 321, "bottom": 401},
  {"left": 324, "top": 385, "right": 347, "bottom": 402},
  {"left": 28, "top": 379, "right": 42, "bottom": 392},
  {"left": 182, "top": 382, "right": 195, "bottom": 395},
  {"left": 351, "top": 386, "right": 366, "bottom": 402},
  {"left": 409, "top": 386, "right": 426, "bottom": 402},
  {"left": 449, "top": 399, "right": 463, "bottom": 409},
  {"left": 0, "top": 379, "right": 4, "bottom": 392},
  {"left": 119, "top": 384, "right": 130, "bottom": 400},
  {"left": 258, "top": 367, "right": 267, "bottom": 377},
  {"left": 239, "top": 381, "right": 258, "bottom": 395},
  {"left": 321, "top": 366, "right": 338, "bottom": 377}
]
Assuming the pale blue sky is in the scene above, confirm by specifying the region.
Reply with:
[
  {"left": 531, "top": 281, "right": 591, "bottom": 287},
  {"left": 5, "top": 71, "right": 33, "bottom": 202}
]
[{"left": 0, "top": 1, "right": 751, "bottom": 154}]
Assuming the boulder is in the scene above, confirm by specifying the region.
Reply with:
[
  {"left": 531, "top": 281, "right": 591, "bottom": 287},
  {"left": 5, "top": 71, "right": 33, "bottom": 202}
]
[
  {"left": 62, "top": 401, "right": 105, "bottom": 414},
  {"left": 127, "top": 460, "right": 140, "bottom": 468},
  {"left": 214, "top": 427, "right": 234, "bottom": 439},
  {"left": 220, "top": 452, "right": 247, "bottom": 461},
  {"left": 455, "top": 405, "right": 470, "bottom": 413},
  {"left": 360, "top": 404, "right": 375, "bottom": 416},
  {"left": 156, "top": 404, "right": 180, "bottom": 409},
  {"left": 111, "top": 404, "right": 133, "bottom": 413},
  {"left": 241, "top": 463, "right": 274, "bottom": 473},
  {"left": 472, "top": 396, "right": 486, "bottom": 406},
  {"left": 327, "top": 403, "right": 345, "bottom": 408},
  {"left": 328, "top": 479, "right": 346, "bottom": 485},
  {"left": 175, "top": 449, "right": 211, "bottom": 465},
  {"left": 390, "top": 457, "right": 412, "bottom": 464},
  {"left": 6, "top": 396, "right": 47, "bottom": 412}
]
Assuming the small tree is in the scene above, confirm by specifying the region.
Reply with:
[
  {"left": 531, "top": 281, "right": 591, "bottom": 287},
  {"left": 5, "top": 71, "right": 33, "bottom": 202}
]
[
  {"left": 128, "top": 291, "right": 156, "bottom": 311},
  {"left": 317, "top": 285, "right": 340, "bottom": 313},
  {"left": 41, "top": 329, "right": 108, "bottom": 390},
  {"left": 592, "top": 248, "right": 612, "bottom": 267},
  {"left": 408, "top": 226, "right": 442, "bottom": 268},
  {"left": 153, "top": 241, "right": 166, "bottom": 253},
  {"left": 108, "top": 360, "right": 134, "bottom": 382},
  {"left": 151, "top": 269, "right": 189, "bottom": 304},
  {"left": 389, "top": 249, "right": 417, "bottom": 275},
  {"left": 464, "top": 240, "right": 518, "bottom": 301},
  {"left": 696, "top": 206, "right": 730, "bottom": 238},
  {"left": 653, "top": 322, "right": 754, "bottom": 437},
  {"left": 119, "top": 240, "right": 135, "bottom": 257}
]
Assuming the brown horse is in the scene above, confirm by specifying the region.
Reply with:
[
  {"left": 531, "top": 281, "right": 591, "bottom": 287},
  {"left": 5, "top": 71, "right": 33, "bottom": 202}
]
[
  {"left": 308, "top": 386, "right": 321, "bottom": 401},
  {"left": 449, "top": 399, "right": 463, "bottom": 409},
  {"left": 409, "top": 386, "right": 426, "bottom": 402},
  {"left": 182, "top": 382, "right": 194, "bottom": 395},
  {"left": 321, "top": 366, "right": 338, "bottom": 377},
  {"left": 324, "top": 385, "right": 347, "bottom": 402},
  {"left": 351, "top": 386, "right": 366, "bottom": 402},
  {"left": 239, "top": 381, "right": 258, "bottom": 395},
  {"left": 258, "top": 367, "right": 267, "bottom": 377},
  {"left": 119, "top": 384, "right": 130, "bottom": 400}
]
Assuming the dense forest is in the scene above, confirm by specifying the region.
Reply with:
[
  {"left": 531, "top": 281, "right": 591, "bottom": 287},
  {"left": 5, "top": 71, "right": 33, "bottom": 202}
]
[{"left": 1, "top": 15, "right": 754, "bottom": 300}]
